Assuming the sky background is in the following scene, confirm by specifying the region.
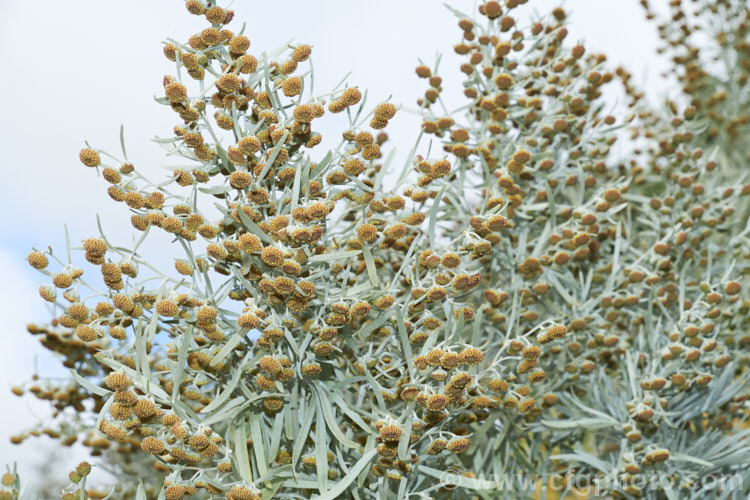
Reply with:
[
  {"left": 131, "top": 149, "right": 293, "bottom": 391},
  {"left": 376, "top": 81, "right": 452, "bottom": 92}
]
[{"left": 0, "top": 0, "right": 670, "bottom": 488}]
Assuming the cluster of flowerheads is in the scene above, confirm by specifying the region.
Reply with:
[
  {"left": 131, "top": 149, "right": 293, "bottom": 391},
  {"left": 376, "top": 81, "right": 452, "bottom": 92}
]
[{"left": 11, "top": 0, "right": 750, "bottom": 498}]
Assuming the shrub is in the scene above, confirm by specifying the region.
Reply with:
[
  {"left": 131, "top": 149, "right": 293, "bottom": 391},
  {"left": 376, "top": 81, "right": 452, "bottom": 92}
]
[{"left": 9, "top": 0, "right": 750, "bottom": 498}]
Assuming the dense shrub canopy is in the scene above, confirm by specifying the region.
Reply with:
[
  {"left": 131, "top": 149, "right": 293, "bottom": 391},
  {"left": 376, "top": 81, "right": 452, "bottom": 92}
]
[{"left": 6, "top": 0, "right": 750, "bottom": 498}]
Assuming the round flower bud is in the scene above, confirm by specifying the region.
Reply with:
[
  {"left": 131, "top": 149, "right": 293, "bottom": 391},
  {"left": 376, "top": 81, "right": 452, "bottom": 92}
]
[
  {"left": 258, "top": 356, "right": 281, "bottom": 375},
  {"left": 164, "top": 485, "right": 186, "bottom": 500},
  {"left": 165, "top": 82, "right": 187, "bottom": 103},
  {"left": 521, "top": 345, "right": 541, "bottom": 359},
  {"left": 141, "top": 436, "right": 165, "bottom": 455},
  {"left": 133, "top": 399, "right": 157, "bottom": 420},
  {"left": 229, "top": 171, "right": 252, "bottom": 189},
  {"left": 494, "top": 73, "right": 513, "bottom": 89},
  {"left": 725, "top": 281, "right": 741, "bottom": 295},
  {"left": 155, "top": 299, "right": 179, "bottom": 317},
  {"left": 340, "top": 88, "right": 362, "bottom": 107},
  {"left": 357, "top": 223, "right": 378, "bottom": 243},
  {"left": 447, "top": 437, "right": 471, "bottom": 454},
  {"left": 512, "top": 150, "right": 531, "bottom": 165},
  {"left": 374, "top": 103, "right": 397, "bottom": 121},
  {"left": 426, "top": 394, "right": 448, "bottom": 412},
  {"left": 459, "top": 347, "right": 484, "bottom": 365},
  {"left": 217, "top": 73, "right": 242, "bottom": 93},
  {"left": 292, "top": 44, "right": 312, "bottom": 62},
  {"left": 27, "top": 251, "right": 49, "bottom": 269},
  {"left": 439, "top": 352, "right": 461, "bottom": 370},
  {"left": 238, "top": 233, "right": 262, "bottom": 253},
  {"left": 228, "top": 486, "right": 258, "bottom": 500},
  {"left": 379, "top": 424, "right": 401, "bottom": 443},
  {"left": 238, "top": 312, "right": 260, "bottom": 330},
  {"left": 546, "top": 325, "right": 567, "bottom": 339},
  {"left": 282, "top": 76, "right": 302, "bottom": 97},
  {"left": 75, "top": 325, "right": 98, "bottom": 342},
  {"left": 261, "top": 247, "right": 284, "bottom": 267},
  {"left": 104, "top": 372, "right": 131, "bottom": 391},
  {"left": 518, "top": 398, "right": 536, "bottom": 412},
  {"left": 229, "top": 35, "right": 250, "bottom": 54},
  {"left": 75, "top": 462, "right": 92, "bottom": 476},
  {"left": 196, "top": 306, "right": 218, "bottom": 321},
  {"left": 79, "top": 148, "right": 101, "bottom": 167}
]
